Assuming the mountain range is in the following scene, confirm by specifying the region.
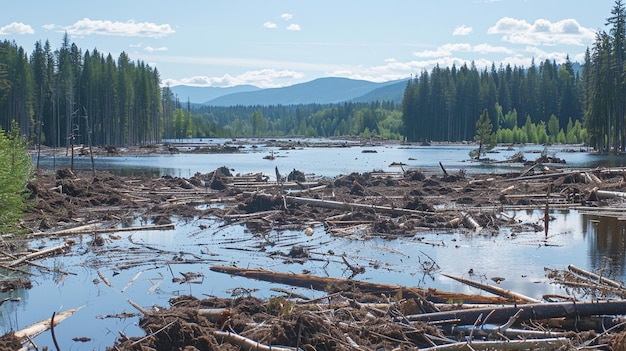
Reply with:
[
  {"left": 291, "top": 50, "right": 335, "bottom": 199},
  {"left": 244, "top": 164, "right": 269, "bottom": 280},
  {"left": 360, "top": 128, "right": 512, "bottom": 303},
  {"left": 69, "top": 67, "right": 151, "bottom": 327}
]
[{"left": 169, "top": 77, "right": 408, "bottom": 106}]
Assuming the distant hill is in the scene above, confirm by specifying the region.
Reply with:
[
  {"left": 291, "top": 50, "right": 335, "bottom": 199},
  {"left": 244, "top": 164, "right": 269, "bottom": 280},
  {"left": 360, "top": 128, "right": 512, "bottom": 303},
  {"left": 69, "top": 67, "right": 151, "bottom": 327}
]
[
  {"left": 351, "top": 79, "right": 408, "bottom": 103},
  {"left": 169, "top": 85, "right": 260, "bottom": 104},
  {"left": 203, "top": 77, "right": 406, "bottom": 106}
]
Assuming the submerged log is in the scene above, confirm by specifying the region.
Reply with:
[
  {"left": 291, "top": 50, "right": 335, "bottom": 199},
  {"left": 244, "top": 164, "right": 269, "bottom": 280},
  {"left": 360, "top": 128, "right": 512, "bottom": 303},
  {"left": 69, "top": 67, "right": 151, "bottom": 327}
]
[
  {"left": 405, "top": 300, "right": 626, "bottom": 326},
  {"left": 210, "top": 265, "right": 511, "bottom": 304}
]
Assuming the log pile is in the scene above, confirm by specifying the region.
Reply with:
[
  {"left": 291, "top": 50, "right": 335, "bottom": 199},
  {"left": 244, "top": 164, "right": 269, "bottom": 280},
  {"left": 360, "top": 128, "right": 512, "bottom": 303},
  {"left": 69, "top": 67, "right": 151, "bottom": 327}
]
[{"left": 105, "top": 265, "right": 626, "bottom": 350}]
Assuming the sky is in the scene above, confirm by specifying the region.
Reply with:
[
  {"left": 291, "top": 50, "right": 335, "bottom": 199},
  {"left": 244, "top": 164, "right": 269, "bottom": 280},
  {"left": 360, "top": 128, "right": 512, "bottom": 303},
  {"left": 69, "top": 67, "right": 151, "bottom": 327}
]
[{"left": 0, "top": 0, "right": 616, "bottom": 88}]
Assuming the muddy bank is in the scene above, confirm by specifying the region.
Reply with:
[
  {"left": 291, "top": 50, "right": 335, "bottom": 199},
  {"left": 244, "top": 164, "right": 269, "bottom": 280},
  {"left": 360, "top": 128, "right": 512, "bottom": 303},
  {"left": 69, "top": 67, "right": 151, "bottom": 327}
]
[{"left": 8, "top": 159, "right": 626, "bottom": 350}]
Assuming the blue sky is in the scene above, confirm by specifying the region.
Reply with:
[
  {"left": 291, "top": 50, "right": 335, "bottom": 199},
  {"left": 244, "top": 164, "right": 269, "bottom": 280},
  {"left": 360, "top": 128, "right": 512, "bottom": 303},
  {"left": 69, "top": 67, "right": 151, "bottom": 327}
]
[{"left": 0, "top": 0, "right": 613, "bottom": 88}]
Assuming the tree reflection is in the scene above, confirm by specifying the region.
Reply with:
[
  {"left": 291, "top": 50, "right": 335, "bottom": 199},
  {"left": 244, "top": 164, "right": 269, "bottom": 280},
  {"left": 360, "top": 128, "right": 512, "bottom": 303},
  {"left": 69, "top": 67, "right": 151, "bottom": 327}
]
[{"left": 584, "top": 214, "right": 626, "bottom": 279}]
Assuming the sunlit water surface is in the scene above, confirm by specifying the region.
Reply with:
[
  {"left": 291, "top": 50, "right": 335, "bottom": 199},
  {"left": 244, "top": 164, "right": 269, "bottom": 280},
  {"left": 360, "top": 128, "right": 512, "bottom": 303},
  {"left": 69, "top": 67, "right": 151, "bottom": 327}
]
[{"left": 10, "top": 141, "right": 626, "bottom": 349}]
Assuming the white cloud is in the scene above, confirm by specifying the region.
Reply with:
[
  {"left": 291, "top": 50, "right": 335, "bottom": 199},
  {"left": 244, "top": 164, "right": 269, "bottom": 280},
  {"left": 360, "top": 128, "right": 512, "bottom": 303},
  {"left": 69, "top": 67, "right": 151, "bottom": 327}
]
[
  {"left": 413, "top": 43, "right": 472, "bottom": 58},
  {"left": 264, "top": 21, "right": 277, "bottom": 29},
  {"left": 472, "top": 43, "right": 514, "bottom": 54},
  {"left": 281, "top": 13, "right": 293, "bottom": 21},
  {"left": 488, "top": 17, "right": 596, "bottom": 46},
  {"left": 453, "top": 25, "right": 472, "bottom": 36},
  {"left": 65, "top": 18, "right": 175, "bottom": 38},
  {"left": 163, "top": 69, "right": 305, "bottom": 88},
  {"left": 145, "top": 46, "right": 168, "bottom": 52},
  {"left": 0, "top": 22, "right": 34, "bottom": 35},
  {"left": 42, "top": 24, "right": 55, "bottom": 31},
  {"left": 287, "top": 24, "right": 301, "bottom": 31}
]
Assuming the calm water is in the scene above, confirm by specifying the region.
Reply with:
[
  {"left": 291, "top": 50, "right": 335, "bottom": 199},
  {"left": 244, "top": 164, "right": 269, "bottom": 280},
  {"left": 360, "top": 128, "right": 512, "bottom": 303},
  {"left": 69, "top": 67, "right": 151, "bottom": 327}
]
[
  {"left": 9, "top": 141, "right": 626, "bottom": 349},
  {"left": 34, "top": 140, "right": 613, "bottom": 179}
]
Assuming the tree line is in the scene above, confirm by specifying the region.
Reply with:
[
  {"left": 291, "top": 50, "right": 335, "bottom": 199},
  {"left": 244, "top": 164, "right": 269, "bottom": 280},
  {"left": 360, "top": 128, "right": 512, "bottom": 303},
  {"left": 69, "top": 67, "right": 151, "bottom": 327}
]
[
  {"left": 401, "top": 58, "right": 584, "bottom": 144},
  {"left": 160, "top": 100, "right": 403, "bottom": 141},
  {"left": 0, "top": 33, "right": 162, "bottom": 148},
  {"left": 0, "top": 1, "right": 625, "bottom": 151},
  {"left": 402, "top": 0, "right": 626, "bottom": 152}
]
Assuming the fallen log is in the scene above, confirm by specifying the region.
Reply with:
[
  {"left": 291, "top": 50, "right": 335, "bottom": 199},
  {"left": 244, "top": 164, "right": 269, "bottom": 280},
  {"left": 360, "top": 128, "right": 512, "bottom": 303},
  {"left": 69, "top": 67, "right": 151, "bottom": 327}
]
[
  {"left": 8, "top": 244, "right": 69, "bottom": 267},
  {"left": 281, "top": 194, "right": 433, "bottom": 216},
  {"left": 38, "top": 223, "right": 175, "bottom": 236},
  {"left": 568, "top": 264, "right": 623, "bottom": 289},
  {"left": 405, "top": 300, "right": 626, "bottom": 326},
  {"left": 595, "top": 189, "right": 626, "bottom": 199},
  {"left": 418, "top": 337, "right": 568, "bottom": 351},
  {"left": 210, "top": 265, "right": 511, "bottom": 304},
  {"left": 441, "top": 274, "right": 540, "bottom": 303},
  {"left": 214, "top": 330, "right": 297, "bottom": 351},
  {"left": 14, "top": 307, "right": 80, "bottom": 345}
]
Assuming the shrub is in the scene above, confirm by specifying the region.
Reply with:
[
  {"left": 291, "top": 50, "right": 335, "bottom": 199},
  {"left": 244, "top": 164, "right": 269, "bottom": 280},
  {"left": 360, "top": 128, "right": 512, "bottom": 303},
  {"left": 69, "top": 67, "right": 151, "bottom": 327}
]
[{"left": 0, "top": 121, "right": 33, "bottom": 233}]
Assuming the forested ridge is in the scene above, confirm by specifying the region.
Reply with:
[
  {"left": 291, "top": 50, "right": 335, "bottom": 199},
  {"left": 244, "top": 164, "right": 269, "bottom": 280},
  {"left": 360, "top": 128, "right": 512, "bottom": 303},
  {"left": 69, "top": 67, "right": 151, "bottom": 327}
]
[{"left": 0, "top": 1, "right": 625, "bottom": 150}]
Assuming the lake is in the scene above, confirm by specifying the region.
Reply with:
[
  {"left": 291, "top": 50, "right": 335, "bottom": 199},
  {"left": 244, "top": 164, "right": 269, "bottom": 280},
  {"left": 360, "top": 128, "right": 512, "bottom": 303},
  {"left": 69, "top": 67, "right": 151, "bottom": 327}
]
[{"left": 9, "top": 140, "right": 626, "bottom": 349}]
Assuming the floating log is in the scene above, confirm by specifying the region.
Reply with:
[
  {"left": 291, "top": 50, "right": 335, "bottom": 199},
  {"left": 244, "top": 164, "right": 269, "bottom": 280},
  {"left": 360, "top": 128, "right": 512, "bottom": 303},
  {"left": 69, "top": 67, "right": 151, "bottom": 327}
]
[
  {"left": 441, "top": 274, "right": 540, "bottom": 303},
  {"left": 8, "top": 244, "right": 69, "bottom": 267},
  {"left": 210, "top": 265, "right": 511, "bottom": 304},
  {"left": 14, "top": 307, "right": 80, "bottom": 345},
  {"left": 97, "top": 270, "right": 112, "bottom": 288},
  {"left": 40, "top": 223, "right": 175, "bottom": 236},
  {"left": 405, "top": 300, "right": 626, "bottom": 326}
]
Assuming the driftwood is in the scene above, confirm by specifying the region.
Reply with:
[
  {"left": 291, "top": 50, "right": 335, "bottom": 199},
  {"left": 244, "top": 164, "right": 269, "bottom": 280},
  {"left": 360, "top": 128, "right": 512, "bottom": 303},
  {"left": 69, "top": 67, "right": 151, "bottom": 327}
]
[
  {"left": 461, "top": 212, "right": 482, "bottom": 232},
  {"left": 121, "top": 271, "right": 143, "bottom": 293},
  {"left": 45, "top": 223, "right": 175, "bottom": 236},
  {"left": 8, "top": 244, "right": 68, "bottom": 267},
  {"left": 214, "top": 330, "right": 296, "bottom": 351},
  {"left": 405, "top": 300, "right": 626, "bottom": 326},
  {"left": 595, "top": 189, "right": 626, "bottom": 199},
  {"left": 14, "top": 307, "right": 80, "bottom": 347},
  {"left": 210, "top": 265, "right": 511, "bottom": 304},
  {"left": 418, "top": 337, "right": 569, "bottom": 351},
  {"left": 568, "top": 264, "right": 623, "bottom": 289},
  {"left": 441, "top": 273, "right": 540, "bottom": 303},
  {"left": 280, "top": 194, "right": 433, "bottom": 216},
  {"left": 97, "top": 270, "right": 112, "bottom": 288}
]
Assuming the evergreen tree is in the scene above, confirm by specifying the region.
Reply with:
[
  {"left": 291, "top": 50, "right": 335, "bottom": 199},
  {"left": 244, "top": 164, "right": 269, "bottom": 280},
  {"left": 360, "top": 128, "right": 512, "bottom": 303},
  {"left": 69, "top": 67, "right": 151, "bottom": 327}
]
[{"left": 474, "top": 109, "right": 495, "bottom": 160}]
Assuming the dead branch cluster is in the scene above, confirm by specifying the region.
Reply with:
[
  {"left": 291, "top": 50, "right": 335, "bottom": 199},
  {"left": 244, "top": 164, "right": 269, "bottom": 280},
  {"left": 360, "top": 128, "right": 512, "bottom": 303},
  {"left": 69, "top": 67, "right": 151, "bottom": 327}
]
[
  {"left": 104, "top": 264, "right": 626, "bottom": 350},
  {"left": 10, "top": 162, "right": 626, "bottom": 350}
]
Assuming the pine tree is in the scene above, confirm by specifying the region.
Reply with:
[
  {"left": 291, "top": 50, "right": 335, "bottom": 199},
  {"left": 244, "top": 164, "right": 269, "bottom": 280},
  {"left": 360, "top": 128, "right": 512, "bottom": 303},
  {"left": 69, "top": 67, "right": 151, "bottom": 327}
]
[{"left": 474, "top": 109, "right": 494, "bottom": 160}]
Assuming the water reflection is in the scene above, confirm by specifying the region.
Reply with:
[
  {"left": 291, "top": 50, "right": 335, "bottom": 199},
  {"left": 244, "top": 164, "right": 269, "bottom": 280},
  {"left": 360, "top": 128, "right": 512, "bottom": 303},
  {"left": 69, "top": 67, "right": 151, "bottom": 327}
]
[
  {"left": 33, "top": 144, "right": 626, "bottom": 179},
  {"left": 583, "top": 214, "right": 626, "bottom": 278},
  {"left": 17, "top": 143, "right": 626, "bottom": 349}
]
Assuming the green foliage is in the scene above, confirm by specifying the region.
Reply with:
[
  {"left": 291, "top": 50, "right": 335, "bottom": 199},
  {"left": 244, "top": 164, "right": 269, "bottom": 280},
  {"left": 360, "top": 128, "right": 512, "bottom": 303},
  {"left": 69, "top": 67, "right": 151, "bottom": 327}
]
[
  {"left": 0, "top": 121, "right": 33, "bottom": 233},
  {"left": 474, "top": 109, "right": 495, "bottom": 159}
]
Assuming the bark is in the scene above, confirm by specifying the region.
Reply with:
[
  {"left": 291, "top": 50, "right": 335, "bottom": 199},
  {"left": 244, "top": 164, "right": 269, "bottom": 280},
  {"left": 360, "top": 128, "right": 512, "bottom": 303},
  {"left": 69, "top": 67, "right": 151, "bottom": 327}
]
[
  {"left": 406, "top": 300, "right": 626, "bottom": 326},
  {"left": 441, "top": 274, "right": 540, "bottom": 303},
  {"left": 214, "top": 330, "right": 297, "bottom": 351},
  {"left": 210, "top": 265, "right": 512, "bottom": 305},
  {"left": 14, "top": 307, "right": 79, "bottom": 343},
  {"left": 418, "top": 337, "right": 569, "bottom": 351}
]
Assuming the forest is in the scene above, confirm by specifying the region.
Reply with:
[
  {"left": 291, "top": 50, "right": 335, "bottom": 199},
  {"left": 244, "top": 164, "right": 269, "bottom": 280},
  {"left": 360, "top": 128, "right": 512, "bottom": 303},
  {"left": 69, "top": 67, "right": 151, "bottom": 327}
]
[{"left": 0, "top": 1, "right": 625, "bottom": 151}]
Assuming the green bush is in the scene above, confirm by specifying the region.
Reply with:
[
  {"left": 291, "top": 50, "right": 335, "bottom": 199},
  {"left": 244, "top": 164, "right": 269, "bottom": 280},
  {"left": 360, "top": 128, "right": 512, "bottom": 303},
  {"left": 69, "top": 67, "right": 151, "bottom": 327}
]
[{"left": 0, "top": 121, "right": 33, "bottom": 233}]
